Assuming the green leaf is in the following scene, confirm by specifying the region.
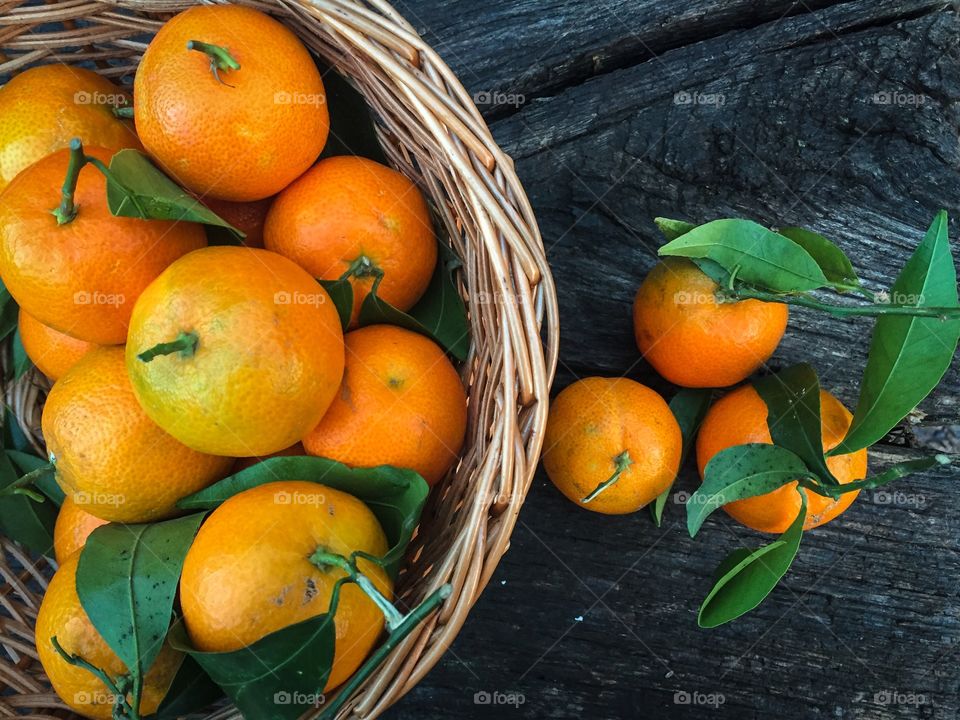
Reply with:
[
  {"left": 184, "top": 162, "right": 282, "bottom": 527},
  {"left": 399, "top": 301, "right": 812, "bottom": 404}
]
[
  {"left": 11, "top": 328, "right": 31, "bottom": 380},
  {"left": 358, "top": 242, "right": 470, "bottom": 361},
  {"left": 105, "top": 150, "right": 244, "bottom": 240},
  {"left": 777, "top": 226, "right": 858, "bottom": 289},
  {"left": 7, "top": 448, "right": 52, "bottom": 474},
  {"left": 178, "top": 455, "right": 428, "bottom": 578},
  {"left": 172, "top": 457, "right": 429, "bottom": 720},
  {"left": 3, "top": 408, "right": 33, "bottom": 453},
  {"left": 318, "top": 277, "right": 354, "bottom": 332},
  {"left": 753, "top": 363, "right": 838, "bottom": 485},
  {"left": 0, "top": 451, "right": 55, "bottom": 556},
  {"left": 658, "top": 218, "right": 828, "bottom": 292},
  {"left": 654, "top": 217, "right": 696, "bottom": 241},
  {"left": 76, "top": 514, "right": 205, "bottom": 683},
  {"left": 5, "top": 451, "right": 60, "bottom": 505},
  {"left": 691, "top": 258, "right": 732, "bottom": 286},
  {"left": 698, "top": 489, "right": 807, "bottom": 628},
  {"left": 153, "top": 655, "right": 223, "bottom": 720},
  {"left": 833, "top": 210, "right": 960, "bottom": 454},
  {"left": 0, "top": 284, "right": 18, "bottom": 343},
  {"left": 686, "top": 444, "right": 810, "bottom": 537},
  {"left": 652, "top": 388, "right": 712, "bottom": 526},
  {"left": 168, "top": 604, "right": 337, "bottom": 720},
  {"left": 318, "top": 62, "right": 387, "bottom": 164}
]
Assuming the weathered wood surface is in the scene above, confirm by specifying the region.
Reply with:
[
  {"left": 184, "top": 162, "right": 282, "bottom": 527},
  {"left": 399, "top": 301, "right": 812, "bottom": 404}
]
[{"left": 392, "top": 1, "right": 960, "bottom": 718}]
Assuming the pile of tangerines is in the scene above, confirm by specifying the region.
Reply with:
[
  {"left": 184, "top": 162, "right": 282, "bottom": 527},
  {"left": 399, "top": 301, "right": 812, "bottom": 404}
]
[
  {"left": 545, "top": 256, "right": 865, "bottom": 528},
  {"left": 0, "top": 5, "right": 467, "bottom": 718},
  {"left": 544, "top": 210, "right": 958, "bottom": 627}
]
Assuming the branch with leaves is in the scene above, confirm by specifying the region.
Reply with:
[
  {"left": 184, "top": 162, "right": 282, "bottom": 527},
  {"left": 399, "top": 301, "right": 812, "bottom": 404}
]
[{"left": 649, "top": 211, "right": 960, "bottom": 626}]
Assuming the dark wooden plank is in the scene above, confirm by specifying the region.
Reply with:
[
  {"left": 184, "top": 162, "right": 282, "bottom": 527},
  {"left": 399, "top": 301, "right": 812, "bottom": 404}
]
[
  {"left": 391, "top": 1, "right": 960, "bottom": 719},
  {"left": 394, "top": 0, "right": 943, "bottom": 117},
  {"left": 397, "top": 447, "right": 958, "bottom": 719}
]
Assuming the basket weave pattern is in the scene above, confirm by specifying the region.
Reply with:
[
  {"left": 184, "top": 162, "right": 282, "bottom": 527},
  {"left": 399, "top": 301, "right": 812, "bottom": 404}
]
[{"left": 0, "top": 1, "right": 559, "bottom": 717}]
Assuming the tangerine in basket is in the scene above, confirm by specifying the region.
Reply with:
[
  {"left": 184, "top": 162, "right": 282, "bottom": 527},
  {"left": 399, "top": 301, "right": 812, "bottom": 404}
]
[
  {"left": 696, "top": 384, "right": 868, "bottom": 533},
  {"left": 125, "top": 246, "right": 345, "bottom": 457},
  {"left": 42, "top": 347, "right": 233, "bottom": 523},
  {"left": 302, "top": 325, "right": 467, "bottom": 486},
  {"left": 18, "top": 308, "right": 97, "bottom": 381},
  {"left": 0, "top": 145, "right": 207, "bottom": 345},
  {"left": 134, "top": 4, "right": 328, "bottom": 201},
  {"left": 52, "top": 496, "right": 109, "bottom": 564},
  {"left": 179, "top": 480, "right": 392, "bottom": 691},
  {"left": 35, "top": 553, "right": 183, "bottom": 720},
  {"left": 264, "top": 155, "right": 437, "bottom": 326},
  {"left": 633, "top": 257, "right": 788, "bottom": 388},
  {"left": 542, "top": 377, "right": 682, "bottom": 514},
  {"left": 0, "top": 64, "right": 140, "bottom": 192}
]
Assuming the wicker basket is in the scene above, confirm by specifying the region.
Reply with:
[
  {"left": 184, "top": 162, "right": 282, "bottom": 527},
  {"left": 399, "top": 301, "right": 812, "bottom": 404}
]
[{"left": 0, "top": 1, "right": 559, "bottom": 717}]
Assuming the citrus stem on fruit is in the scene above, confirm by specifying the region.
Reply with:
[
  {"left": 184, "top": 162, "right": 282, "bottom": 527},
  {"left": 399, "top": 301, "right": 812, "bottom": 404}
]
[
  {"left": 581, "top": 450, "right": 633, "bottom": 503},
  {"left": 187, "top": 40, "right": 240, "bottom": 84},
  {"left": 45, "top": 137, "right": 148, "bottom": 219},
  {"left": 0, "top": 462, "right": 54, "bottom": 500},
  {"left": 137, "top": 331, "right": 199, "bottom": 363},
  {"left": 113, "top": 105, "right": 135, "bottom": 119},
  {"left": 717, "top": 287, "right": 960, "bottom": 319},
  {"left": 340, "top": 254, "right": 385, "bottom": 287},
  {"left": 308, "top": 549, "right": 405, "bottom": 629},
  {"left": 317, "top": 584, "right": 452, "bottom": 720},
  {"left": 50, "top": 636, "right": 141, "bottom": 720},
  {"left": 50, "top": 138, "right": 85, "bottom": 225}
]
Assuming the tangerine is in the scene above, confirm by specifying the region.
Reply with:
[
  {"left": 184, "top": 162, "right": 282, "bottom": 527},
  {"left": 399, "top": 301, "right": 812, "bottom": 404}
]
[
  {"left": 179, "top": 481, "right": 391, "bottom": 691},
  {"left": 35, "top": 553, "right": 183, "bottom": 720},
  {"left": 695, "top": 384, "right": 868, "bottom": 533},
  {"left": 633, "top": 258, "right": 788, "bottom": 388},
  {"left": 264, "top": 156, "right": 436, "bottom": 326},
  {"left": 0, "top": 145, "right": 206, "bottom": 344},
  {"left": 134, "top": 5, "right": 328, "bottom": 201},
  {"left": 542, "top": 377, "right": 682, "bottom": 514},
  {"left": 42, "top": 347, "right": 233, "bottom": 523},
  {"left": 0, "top": 64, "right": 140, "bottom": 192},
  {"left": 18, "top": 308, "right": 97, "bottom": 381},
  {"left": 302, "top": 325, "right": 466, "bottom": 486},
  {"left": 126, "top": 246, "right": 344, "bottom": 457},
  {"left": 52, "top": 496, "right": 109, "bottom": 564}
]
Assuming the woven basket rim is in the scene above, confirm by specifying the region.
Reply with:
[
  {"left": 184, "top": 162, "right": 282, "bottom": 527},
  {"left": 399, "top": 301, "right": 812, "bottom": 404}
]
[{"left": 0, "top": 1, "right": 559, "bottom": 718}]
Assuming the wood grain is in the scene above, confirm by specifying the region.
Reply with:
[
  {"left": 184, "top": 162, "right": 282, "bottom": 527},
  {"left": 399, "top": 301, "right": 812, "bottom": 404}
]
[{"left": 392, "top": 1, "right": 960, "bottom": 718}]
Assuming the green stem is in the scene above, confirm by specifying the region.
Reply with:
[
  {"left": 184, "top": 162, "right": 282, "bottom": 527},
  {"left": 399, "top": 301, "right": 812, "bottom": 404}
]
[
  {"left": 0, "top": 462, "right": 54, "bottom": 499},
  {"left": 50, "top": 139, "right": 86, "bottom": 225},
  {"left": 187, "top": 40, "right": 240, "bottom": 84},
  {"left": 582, "top": 450, "right": 633, "bottom": 503},
  {"left": 718, "top": 287, "right": 960, "bottom": 319},
  {"left": 309, "top": 550, "right": 405, "bottom": 629},
  {"left": 113, "top": 105, "right": 134, "bottom": 119},
  {"left": 51, "top": 637, "right": 140, "bottom": 720},
  {"left": 339, "top": 254, "right": 386, "bottom": 299},
  {"left": 317, "top": 584, "right": 452, "bottom": 720},
  {"left": 11, "top": 486, "right": 44, "bottom": 502},
  {"left": 799, "top": 454, "right": 951, "bottom": 499},
  {"left": 137, "top": 331, "right": 199, "bottom": 363}
]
